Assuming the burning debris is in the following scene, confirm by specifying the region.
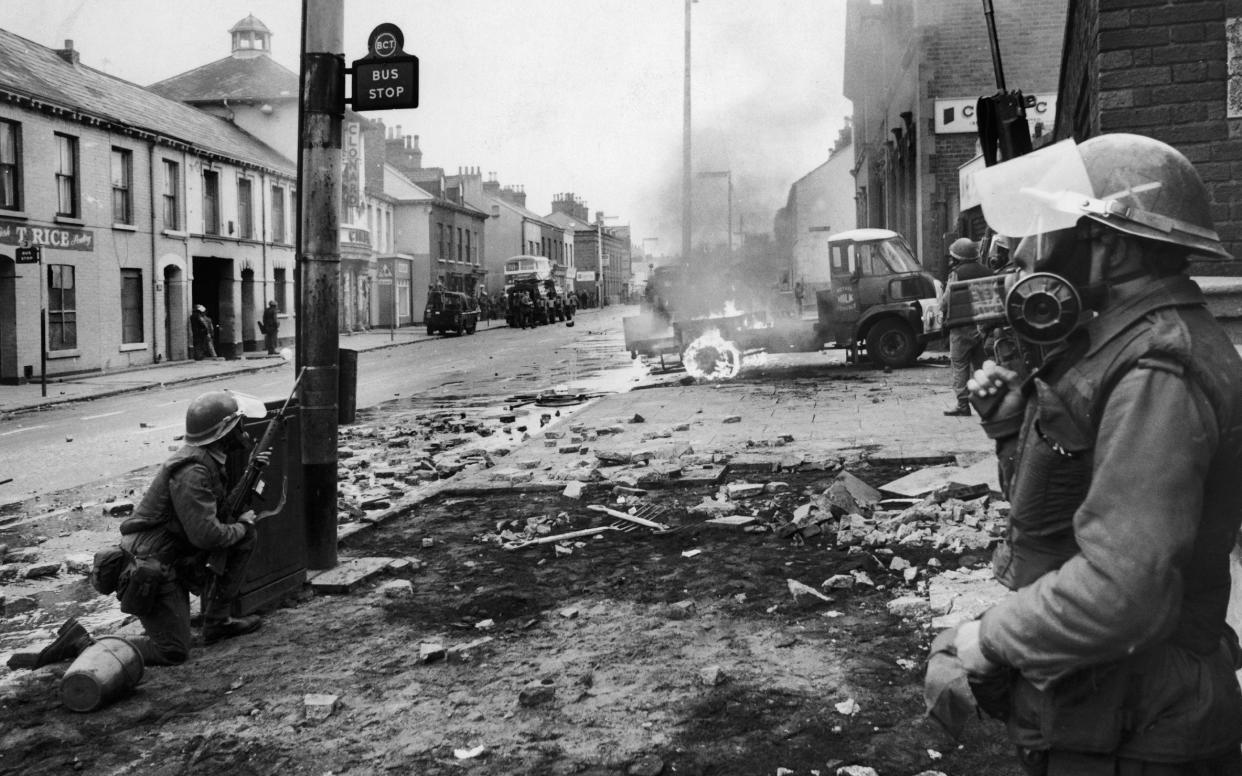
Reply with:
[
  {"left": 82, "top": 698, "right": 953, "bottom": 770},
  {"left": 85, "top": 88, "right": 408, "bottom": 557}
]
[{"left": 681, "top": 329, "right": 743, "bottom": 381}]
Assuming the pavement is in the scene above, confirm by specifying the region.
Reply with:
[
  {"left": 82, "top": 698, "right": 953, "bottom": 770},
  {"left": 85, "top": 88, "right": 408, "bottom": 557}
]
[{"left": 0, "top": 315, "right": 520, "bottom": 416}]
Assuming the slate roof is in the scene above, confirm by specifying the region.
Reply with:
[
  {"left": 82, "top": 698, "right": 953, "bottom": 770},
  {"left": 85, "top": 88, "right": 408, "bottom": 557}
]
[
  {"left": 148, "top": 52, "right": 298, "bottom": 104},
  {"left": 0, "top": 28, "right": 293, "bottom": 173}
]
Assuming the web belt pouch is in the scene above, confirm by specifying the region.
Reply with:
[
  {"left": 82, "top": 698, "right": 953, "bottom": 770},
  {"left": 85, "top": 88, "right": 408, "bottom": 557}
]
[
  {"left": 89, "top": 545, "right": 128, "bottom": 595},
  {"left": 117, "top": 556, "right": 168, "bottom": 615},
  {"left": 1015, "top": 662, "right": 1137, "bottom": 753}
]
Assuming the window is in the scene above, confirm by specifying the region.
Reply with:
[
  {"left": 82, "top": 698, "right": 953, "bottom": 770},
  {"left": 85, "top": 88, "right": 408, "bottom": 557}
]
[
  {"left": 55, "top": 134, "right": 78, "bottom": 217},
  {"left": 271, "top": 185, "right": 286, "bottom": 243},
  {"left": 47, "top": 264, "right": 76, "bottom": 350},
  {"left": 202, "top": 170, "right": 219, "bottom": 234},
  {"left": 162, "top": 160, "right": 180, "bottom": 229},
  {"left": 457, "top": 227, "right": 463, "bottom": 261},
  {"left": 237, "top": 177, "right": 253, "bottom": 239},
  {"left": 273, "top": 268, "right": 287, "bottom": 313},
  {"left": 111, "top": 147, "right": 133, "bottom": 224},
  {"left": 465, "top": 230, "right": 471, "bottom": 265},
  {"left": 437, "top": 223, "right": 445, "bottom": 260},
  {"left": 0, "top": 120, "right": 21, "bottom": 211},
  {"left": 121, "top": 268, "right": 142, "bottom": 343}
]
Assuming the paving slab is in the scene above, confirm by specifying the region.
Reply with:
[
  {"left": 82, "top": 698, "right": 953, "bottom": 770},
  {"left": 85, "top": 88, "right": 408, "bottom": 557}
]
[{"left": 307, "top": 557, "right": 393, "bottom": 594}]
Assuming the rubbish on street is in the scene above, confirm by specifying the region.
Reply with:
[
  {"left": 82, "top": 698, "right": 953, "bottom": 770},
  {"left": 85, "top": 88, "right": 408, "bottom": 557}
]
[
  {"left": 787, "top": 578, "right": 834, "bottom": 604},
  {"left": 834, "top": 697, "right": 860, "bottom": 716},
  {"left": 681, "top": 549, "right": 702, "bottom": 558},
  {"left": 586, "top": 503, "right": 670, "bottom": 532},
  {"left": 454, "top": 745, "right": 486, "bottom": 760},
  {"left": 302, "top": 693, "right": 339, "bottom": 721},
  {"left": 503, "top": 524, "right": 629, "bottom": 551}
]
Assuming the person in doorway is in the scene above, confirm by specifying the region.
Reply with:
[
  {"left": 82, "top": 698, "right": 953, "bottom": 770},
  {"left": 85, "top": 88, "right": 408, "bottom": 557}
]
[
  {"left": 940, "top": 238, "right": 990, "bottom": 416},
  {"left": 940, "top": 134, "right": 1242, "bottom": 774},
  {"left": 261, "top": 301, "right": 279, "bottom": 355},
  {"left": 190, "top": 305, "right": 217, "bottom": 360},
  {"left": 793, "top": 281, "right": 805, "bottom": 316}
]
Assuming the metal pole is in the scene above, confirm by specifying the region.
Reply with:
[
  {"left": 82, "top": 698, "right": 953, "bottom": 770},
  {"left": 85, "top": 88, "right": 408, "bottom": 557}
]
[
  {"left": 38, "top": 259, "right": 46, "bottom": 398},
  {"left": 681, "top": 0, "right": 692, "bottom": 267},
  {"left": 726, "top": 171, "right": 733, "bottom": 258},
  {"left": 597, "top": 219, "right": 603, "bottom": 307},
  {"left": 299, "top": 0, "right": 343, "bottom": 570},
  {"left": 981, "top": 0, "right": 1006, "bottom": 92}
]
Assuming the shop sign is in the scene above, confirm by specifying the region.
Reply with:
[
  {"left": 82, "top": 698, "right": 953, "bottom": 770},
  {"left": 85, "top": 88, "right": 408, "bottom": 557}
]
[{"left": 0, "top": 219, "right": 94, "bottom": 251}]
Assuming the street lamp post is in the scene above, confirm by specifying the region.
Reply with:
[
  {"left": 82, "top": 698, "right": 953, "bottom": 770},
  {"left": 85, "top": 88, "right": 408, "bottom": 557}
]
[
  {"left": 682, "top": 0, "right": 696, "bottom": 267},
  {"left": 698, "top": 170, "right": 732, "bottom": 258}
]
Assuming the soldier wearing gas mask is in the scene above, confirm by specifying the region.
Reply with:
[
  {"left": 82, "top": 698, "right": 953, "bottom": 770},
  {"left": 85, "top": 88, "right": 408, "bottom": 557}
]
[{"left": 943, "top": 134, "right": 1242, "bottom": 774}]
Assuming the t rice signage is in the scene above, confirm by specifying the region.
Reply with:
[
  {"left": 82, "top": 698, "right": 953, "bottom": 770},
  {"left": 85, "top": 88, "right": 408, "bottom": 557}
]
[{"left": 0, "top": 219, "right": 94, "bottom": 252}]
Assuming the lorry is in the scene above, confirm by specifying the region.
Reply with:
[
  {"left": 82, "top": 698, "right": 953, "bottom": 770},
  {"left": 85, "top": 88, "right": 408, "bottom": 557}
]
[{"left": 624, "top": 229, "right": 943, "bottom": 374}]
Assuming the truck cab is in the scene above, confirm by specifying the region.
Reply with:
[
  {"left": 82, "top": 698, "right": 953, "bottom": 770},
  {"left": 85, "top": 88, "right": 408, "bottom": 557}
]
[{"left": 817, "top": 228, "right": 942, "bottom": 367}]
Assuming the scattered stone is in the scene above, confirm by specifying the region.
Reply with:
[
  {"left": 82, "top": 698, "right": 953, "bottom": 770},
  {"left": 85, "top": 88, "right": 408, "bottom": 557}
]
[
  {"left": 788, "top": 578, "right": 834, "bottom": 604},
  {"left": 454, "top": 745, "right": 486, "bottom": 760},
  {"left": 303, "top": 693, "right": 338, "bottom": 721},
  {"left": 823, "top": 573, "right": 854, "bottom": 590},
  {"left": 688, "top": 498, "right": 735, "bottom": 517},
  {"left": 886, "top": 596, "right": 930, "bottom": 618},
  {"left": 421, "top": 538, "right": 434, "bottom": 548},
  {"left": 629, "top": 414, "right": 645, "bottom": 424},
  {"left": 837, "top": 767, "right": 879, "bottom": 776},
  {"left": 889, "top": 556, "right": 911, "bottom": 571},
  {"left": 562, "top": 481, "right": 584, "bottom": 499},
  {"left": 23, "top": 562, "right": 61, "bottom": 580},
  {"left": 834, "top": 698, "right": 860, "bottom": 716},
  {"left": 559, "top": 607, "right": 579, "bottom": 619},
  {"left": 102, "top": 500, "right": 135, "bottom": 517},
  {"left": 518, "top": 680, "right": 557, "bottom": 707},
  {"left": 722, "top": 415, "right": 742, "bottom": 424},
  {"left": 698, "top": 664, "right": 726, "bottom": 686},
  {"left": 703, "top": 515, "right": 757, "bottom": 531},
  {"left": 419, "top": 643, "right": 446, "bottom": 664},
  {"left": 361, "top": 498, "right": 391, "bottom": 510},
  {"left": 475, "top": 618, "right": 495, "bottom": 630},
  {"left": 725, "top": 482, "right": 764, "bottom": 499},
  {"left": 378, "top": 579, "right": 414, "bottom": 599},
  {"left": 763, "top": 481, "right": 790, "bottom": 493},
  {"left": 4, "top": 596, "right": 36, "bottom": 615},
  {"left": 628, "top": 754, "right": 666, "bottom": 776}
]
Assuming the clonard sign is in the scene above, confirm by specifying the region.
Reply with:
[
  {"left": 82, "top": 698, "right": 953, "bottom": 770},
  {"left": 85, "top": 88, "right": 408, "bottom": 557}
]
[
  {"left": 352, "top": 23, "right": 419, "bottom": 112},
  {"left": 0, "top": 219, "right": 94, "bottom": 252}
]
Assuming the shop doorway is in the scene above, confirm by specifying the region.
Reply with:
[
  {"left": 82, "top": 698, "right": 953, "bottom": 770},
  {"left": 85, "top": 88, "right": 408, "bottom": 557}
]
[
  {"left": 0, "top": 253, "right": 15, "bottom": 383},
  {"left": 163, "top": 265, "right": 187, "bottom": 361}
]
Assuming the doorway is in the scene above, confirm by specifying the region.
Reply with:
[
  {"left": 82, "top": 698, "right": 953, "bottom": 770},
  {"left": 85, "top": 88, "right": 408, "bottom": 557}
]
[
  {"left": 163, "top": 264, "right": 187, "bottom": 361},
  {"left": 241, "top": 268, "right": 256, "bottom": 352}
]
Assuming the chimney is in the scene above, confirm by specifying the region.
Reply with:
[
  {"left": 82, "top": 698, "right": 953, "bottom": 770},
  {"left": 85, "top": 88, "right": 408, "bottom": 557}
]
[
  {"left": 483, "top": 173, "right": 500, "bottom": 196},
  {"left": 411, "top": 134, "right": 422, "bottom": 168},
  {"left": 57, "top": 39, "right": 80, "bottom": 65}
]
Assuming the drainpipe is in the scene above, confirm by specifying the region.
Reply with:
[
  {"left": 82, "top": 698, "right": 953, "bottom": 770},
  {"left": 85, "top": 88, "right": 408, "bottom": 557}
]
[{"left": 148, "top": 139, "right": 160, "bottom": 362}]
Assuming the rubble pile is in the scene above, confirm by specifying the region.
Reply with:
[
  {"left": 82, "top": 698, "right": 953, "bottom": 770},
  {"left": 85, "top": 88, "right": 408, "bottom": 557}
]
[{"left": 334, "top": 411, "right": 507, "bottom": 520}]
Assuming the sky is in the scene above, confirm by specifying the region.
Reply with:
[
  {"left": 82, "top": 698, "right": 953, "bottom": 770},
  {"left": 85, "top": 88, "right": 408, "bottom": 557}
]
[{"left": 5, "top": 0, "right": 851, "bottom": 258}]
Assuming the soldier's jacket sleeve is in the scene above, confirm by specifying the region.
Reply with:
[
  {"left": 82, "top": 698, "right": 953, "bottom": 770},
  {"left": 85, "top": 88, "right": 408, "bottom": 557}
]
[
  {"left": 169, "top": 461, "right": 248, "bottom": 551},
  {"left": 978, "top": 364, "right": 1216, "bottom": 690}
]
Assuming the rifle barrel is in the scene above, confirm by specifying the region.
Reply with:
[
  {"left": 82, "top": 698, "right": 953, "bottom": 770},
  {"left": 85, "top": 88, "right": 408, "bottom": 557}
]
[{"left": 982, "top": 0, "right": 1007, "bottom": 92}]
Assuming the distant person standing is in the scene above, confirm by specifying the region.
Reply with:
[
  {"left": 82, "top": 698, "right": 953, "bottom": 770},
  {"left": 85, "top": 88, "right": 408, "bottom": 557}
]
[
  {"left": 940, "top": 238, "right": 989, "bottom": 416},
  {"left": 793, "top": 281, "right": 805, "bottom": 316},
  {"left": 261, "top": 301, "right": 279, "bottom": 355},
  {"left": 190, "top": 305, "right": 217, "bottom": 361}
]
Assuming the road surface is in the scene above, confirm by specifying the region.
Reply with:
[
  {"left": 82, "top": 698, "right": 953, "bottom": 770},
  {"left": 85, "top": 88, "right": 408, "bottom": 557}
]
[{"left": 0, "top": 308, "right": 644, "bottom": 508}]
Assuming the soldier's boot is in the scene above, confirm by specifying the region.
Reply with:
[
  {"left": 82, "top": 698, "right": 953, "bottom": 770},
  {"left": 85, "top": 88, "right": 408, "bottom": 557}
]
[{"left": 6, "top": 617, "right": 94, "bottom": 669}]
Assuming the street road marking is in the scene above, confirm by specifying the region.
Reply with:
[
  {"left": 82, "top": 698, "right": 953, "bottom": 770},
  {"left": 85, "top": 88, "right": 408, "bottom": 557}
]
[
  {"left": 82, "top": 411, "right": 124, "bottom": 420},
  {"left": 0, "top": 424, "right": 47, "bottom": 437}
]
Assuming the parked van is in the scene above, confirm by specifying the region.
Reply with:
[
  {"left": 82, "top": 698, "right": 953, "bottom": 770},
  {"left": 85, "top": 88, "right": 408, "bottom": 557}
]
[{"left": 425, "top": 290, "right": 479, "bottom": 336}]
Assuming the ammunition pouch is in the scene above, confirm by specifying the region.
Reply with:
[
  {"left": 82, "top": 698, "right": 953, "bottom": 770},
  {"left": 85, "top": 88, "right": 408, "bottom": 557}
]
[
  {"left": 89, "top": 545, "right": 128, "bottom": 595},
  {"left": 117, "top": 555, "right": 171, "bottom": 616}
]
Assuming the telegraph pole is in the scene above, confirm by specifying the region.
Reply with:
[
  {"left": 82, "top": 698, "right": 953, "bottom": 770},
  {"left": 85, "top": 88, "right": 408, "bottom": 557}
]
[
  {"left": 298, "top": 0, "right": 344, "bottom": 570},
  {"left": 682, "top": 0, "right": 693, "bottom": 268}
]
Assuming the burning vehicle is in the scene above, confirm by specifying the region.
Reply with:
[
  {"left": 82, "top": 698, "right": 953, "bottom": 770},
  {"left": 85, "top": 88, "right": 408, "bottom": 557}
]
[{"left": 624, "top": 229, "right": 943, "bottom": 379}]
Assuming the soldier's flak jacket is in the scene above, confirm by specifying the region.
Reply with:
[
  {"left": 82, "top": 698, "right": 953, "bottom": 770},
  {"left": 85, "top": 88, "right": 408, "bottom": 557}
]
[{"left": 977, "top": 273, "right": 1242, "bottom": 759}]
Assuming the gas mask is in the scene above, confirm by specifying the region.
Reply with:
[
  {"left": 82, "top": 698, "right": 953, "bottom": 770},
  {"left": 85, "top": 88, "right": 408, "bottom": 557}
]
[{"left": 972, "top": 136, "right": 1230, "bottom": 347}]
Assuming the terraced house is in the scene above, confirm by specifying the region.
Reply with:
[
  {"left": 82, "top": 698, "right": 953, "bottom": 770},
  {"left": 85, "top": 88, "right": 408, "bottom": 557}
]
[{"left": 0, "top": 26, "right": 296, "bottom": 382}]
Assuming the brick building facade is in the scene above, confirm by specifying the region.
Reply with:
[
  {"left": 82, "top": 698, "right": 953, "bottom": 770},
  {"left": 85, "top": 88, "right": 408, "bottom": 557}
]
[
  {"left": 844, "top": 0, "right": 1067, "bottom": 277},
  {"left": 0, "top": 29, "right": 295, "bottom": 383},
  {"left": 1056, "top": 0, "right": 1242, "bottom": 271}
]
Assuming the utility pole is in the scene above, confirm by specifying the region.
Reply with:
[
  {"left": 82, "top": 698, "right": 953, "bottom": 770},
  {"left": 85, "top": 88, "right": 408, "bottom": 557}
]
[
  {"left": 682, "top": 0, "right": 693, "bottom": 268},
  {"left": 298, "top": 0, "right": 343, "bottom": 570}
]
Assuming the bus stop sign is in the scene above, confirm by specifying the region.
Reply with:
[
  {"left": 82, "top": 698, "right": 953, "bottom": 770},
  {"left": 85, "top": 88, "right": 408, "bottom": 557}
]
[{"left": 352, "top": 23, "right": 418, "bottom": 111}]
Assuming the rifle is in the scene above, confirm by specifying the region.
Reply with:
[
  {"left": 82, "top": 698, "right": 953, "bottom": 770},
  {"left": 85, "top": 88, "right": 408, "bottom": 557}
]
[
  {"left": 205, "top": 368, "right": 305, "bottom": 577},
  {"left": 976, "top": 0, "right": 1033, "bottom": 166}
]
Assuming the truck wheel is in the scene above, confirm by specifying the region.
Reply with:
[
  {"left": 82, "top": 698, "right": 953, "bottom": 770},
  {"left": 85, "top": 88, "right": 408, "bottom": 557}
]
[{"left": 866, "top": 319, "right": 917, "bottom": 368}]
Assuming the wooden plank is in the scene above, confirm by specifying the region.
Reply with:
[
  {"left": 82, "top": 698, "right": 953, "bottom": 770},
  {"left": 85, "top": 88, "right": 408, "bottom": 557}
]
[{"left": 308, "top": 557, "right": 393, "bottom": 594}]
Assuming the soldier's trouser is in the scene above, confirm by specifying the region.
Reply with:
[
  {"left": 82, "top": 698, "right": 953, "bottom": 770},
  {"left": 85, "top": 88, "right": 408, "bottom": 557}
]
[
  {"left": 949, "top": 325, "right": 986, "bottom": 403},
  {"left": 128, "top": 531, "right": 256, "bottom": 666},
  {"left": 1017, "top": 746, "right": 1242, "bottom": 776}
]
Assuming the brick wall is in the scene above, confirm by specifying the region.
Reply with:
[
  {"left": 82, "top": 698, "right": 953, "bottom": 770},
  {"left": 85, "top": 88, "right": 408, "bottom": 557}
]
[{"left": 1060, "top": 0, "right": 1242, "bottom": 269}]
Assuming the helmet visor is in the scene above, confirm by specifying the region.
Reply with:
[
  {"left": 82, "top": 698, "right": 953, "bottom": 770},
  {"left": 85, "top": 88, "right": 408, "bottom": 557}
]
[
  {"left": 974, "top": 139, "right": 1095, "bottom": 238},
  {"left": 227, "top": 391, "right": 269, "bottom": 421}
]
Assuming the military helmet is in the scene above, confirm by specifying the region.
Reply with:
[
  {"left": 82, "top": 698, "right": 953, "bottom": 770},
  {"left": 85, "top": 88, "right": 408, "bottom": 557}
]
[
  {"left": 975, "top": 133, "right": 1229, "bottom": 261},
  {"left": 184, "top": 390, "right": 268, "bottom": 446},
  {"left": 949, "top": 238, "right": 979, "bottom": 262}
]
